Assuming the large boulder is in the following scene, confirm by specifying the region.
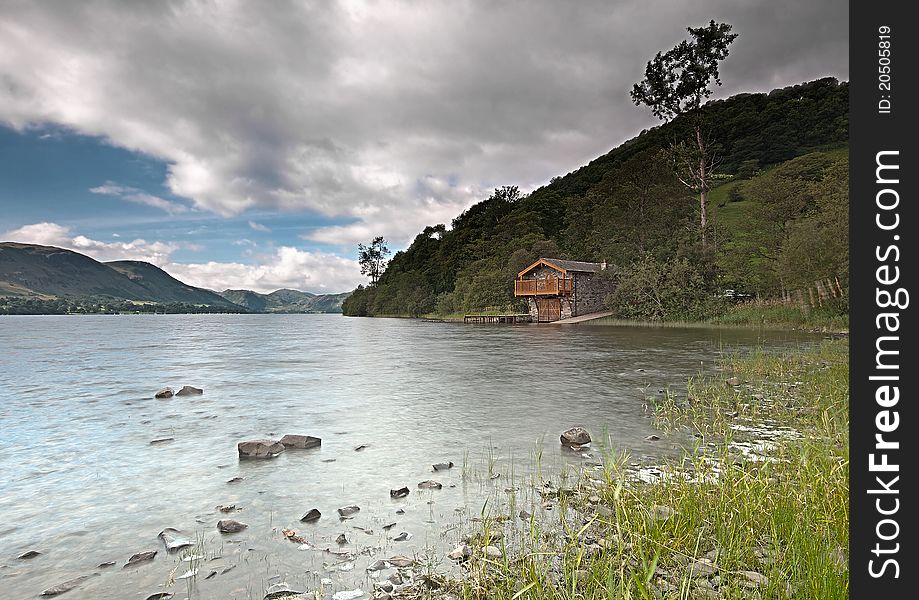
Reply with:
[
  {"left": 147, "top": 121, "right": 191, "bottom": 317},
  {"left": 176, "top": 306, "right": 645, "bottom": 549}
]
[
  {"left": 560, "top": 427, "right": 591, "bottom": 447},
  {"left": 175, "top": 385, "right": 203, "bottom": 396},
  {"left": 279, "top": 434, "right": 321, "bottom": 449},
  {"left": 238, "top": 439, "right": 285, "bottom": 459}
]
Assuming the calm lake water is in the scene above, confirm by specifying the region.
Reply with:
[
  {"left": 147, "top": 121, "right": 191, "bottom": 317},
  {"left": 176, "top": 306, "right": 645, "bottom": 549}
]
[{"left": 0, "top": 314, "right": 820, "bottom": 599}]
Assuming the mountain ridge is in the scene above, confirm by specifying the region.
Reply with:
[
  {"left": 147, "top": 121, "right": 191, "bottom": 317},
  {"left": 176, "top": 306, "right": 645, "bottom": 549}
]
[{"left": 0, "top": 242, "right": 348, "bottom": 313}]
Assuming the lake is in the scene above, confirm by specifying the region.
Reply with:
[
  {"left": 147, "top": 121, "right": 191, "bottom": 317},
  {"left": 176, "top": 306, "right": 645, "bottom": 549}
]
[{"left": 0, "top": 314, "right": 820, "bottom": 599}]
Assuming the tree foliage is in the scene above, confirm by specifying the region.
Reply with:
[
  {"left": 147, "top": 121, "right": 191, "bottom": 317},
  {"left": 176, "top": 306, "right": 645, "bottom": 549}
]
[
  {"left": 342, "top": 79, "right": 849, "bottom": 320},
  {"left": 357, "top": 236, "right": 391, "bottom": 285}
]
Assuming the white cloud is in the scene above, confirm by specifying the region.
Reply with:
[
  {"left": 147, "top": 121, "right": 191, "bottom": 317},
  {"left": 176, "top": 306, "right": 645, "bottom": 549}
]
[
  {"left": 248, "top": 220, "right": 270, "bottom": 232},
  {"left": 0, "top": 1, "right": 847, "bottom": 248},
  {"left": 2, "top": 221, "right": 184, "bottom": 265},
  {"left": 165, "top": 247, "right": 361, "bottom": 294},
  {"left": 90, "top": 181, "right": 189, "bottom": 214}
]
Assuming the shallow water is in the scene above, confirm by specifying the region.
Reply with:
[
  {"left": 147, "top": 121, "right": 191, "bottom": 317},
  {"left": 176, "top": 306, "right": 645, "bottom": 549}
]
[{"left": 0, "top": 314, "right": 819, "bottom": 599}]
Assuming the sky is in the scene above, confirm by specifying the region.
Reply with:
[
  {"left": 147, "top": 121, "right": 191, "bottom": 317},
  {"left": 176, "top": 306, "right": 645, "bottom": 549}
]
[{"left": 0, "top": 0, "right": 848, "bottom": 294}]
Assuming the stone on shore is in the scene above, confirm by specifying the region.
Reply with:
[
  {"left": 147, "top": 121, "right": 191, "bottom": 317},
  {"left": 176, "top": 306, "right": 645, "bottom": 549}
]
[
  {"left": 217, "top": 519, "right": 248, "bottom": 533},
  {"left": 154, "top": 388, "right": 174, "bottom": 399},
  {"left": 448, "top": 544, "right": 472, "bottom": 561},
  {"left": 337, "top": 505, "right": 361, "bottom": 517},
  {"left": 279, "top": 434, "right": 321, "bottom": 449},
  {"left": 124, "top": 551, "right": 157, "bottom": 567},
  {"left": 40, "top": 575, "right": 97, "bottom": 596},
  {"left": 389, "top": 487, "right": 409, "bottom": 498},
  {"left": 158, "top": 528, "right": 194, "bottom": 551},
  {"left": 560, "top": 427, "right": 591, "bottom": 447},
  {"left": 483, "top": 545, "right": 502, "bottom": 559},
  {"left": 175, "top": 385, "right": 203, "bottom": 396},
  {"left": 387, "top": 555, "right": 414, "bottom": 567},
  {"left": 300, "top": 508, "right": 322, "bottom": 522},
  {"left": 237, "top": 439, "right": 285, "bottom": 458}
]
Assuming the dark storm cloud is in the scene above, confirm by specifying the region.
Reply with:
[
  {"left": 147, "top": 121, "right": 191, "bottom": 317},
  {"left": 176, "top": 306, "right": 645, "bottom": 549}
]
[{"left": 0, "top": 0, "right": 847, "bottom": 245}]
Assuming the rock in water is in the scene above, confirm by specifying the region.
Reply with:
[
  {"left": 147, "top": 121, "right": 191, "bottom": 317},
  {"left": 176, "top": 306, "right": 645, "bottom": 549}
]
[
  {"left": 367, "top": 559, "right": 388, "bottom": 572},
  {"left": 237, "top": 439, "right": 285, "bottom": 459},
  {"left": 337, "top": 505, "right": 360, "bottom": 517},
  {"left": 124, "top": 551, "right": 157, "bottom": 567},
  {"left": 560, "top": 427, "right": 591, "bottom": 447},
  {"left": 158, "top": 528, "right": 193, "bottom": 551},
  {"left": 417, "top": 480, "right": 442, "bottom": 490},
  {"left": 175, "top": 385, "right": 203, "bottom": 396},
  {"left": 645, "top": 434, "right": 661, "bottom": 441},
  {"left": 217, "top": 519, "right": 248, "bottom": 533},
  {"left": 300, "top": 508, "right": 322, "bottom": 522},
  {"left": 389, "top": 487, "right": 409, "bottom": 498},
  {"left": 387, "top": 555, "right": 414, "bottom": 567},
  {"left": 331, "top": 590, "right": 364, "bottom": 600},
  {"left": 144, "top": 594, "right": 173, "bottom": 600},
  {"left": 40, "top": 575, "right": 97, "bottom": 596},
  {"left": 336, "top": 533, "right": 348, "bottom": 545},
  {"left": 432, "top": 461, "right": 454, "bottom": 471},
  {"left": 279, "top": 434, "right": 321, "bottom": 449},
  {"left": 154, "top": 388, "right": 174, "bottom": 399},
  {"left": 17, "top": 550, "right": 41, "bottom": 559},
  {"left": 264, "top": 583, "right": 305, "bottom": 599}
]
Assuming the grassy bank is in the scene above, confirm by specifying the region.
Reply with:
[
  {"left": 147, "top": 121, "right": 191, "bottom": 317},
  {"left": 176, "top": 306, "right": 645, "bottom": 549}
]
[{"left": 416, "top": 339, "right": 848, "bottom": 600}]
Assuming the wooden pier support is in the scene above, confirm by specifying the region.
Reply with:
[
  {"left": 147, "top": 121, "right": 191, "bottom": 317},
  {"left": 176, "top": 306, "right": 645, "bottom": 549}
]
[{"left": 463, "top": 314, "right": 531, "bottom": 324}]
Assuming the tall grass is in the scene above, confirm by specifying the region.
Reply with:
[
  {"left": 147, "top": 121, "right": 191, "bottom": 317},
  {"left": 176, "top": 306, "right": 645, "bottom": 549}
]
[{"left": 433, "top": 339, "right": 848, "bottom": 599}]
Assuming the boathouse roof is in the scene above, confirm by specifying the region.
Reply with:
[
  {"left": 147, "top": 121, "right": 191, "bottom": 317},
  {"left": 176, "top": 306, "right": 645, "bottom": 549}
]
[{"left": 518, "top": 257, "right": 606, "bottom": 277}]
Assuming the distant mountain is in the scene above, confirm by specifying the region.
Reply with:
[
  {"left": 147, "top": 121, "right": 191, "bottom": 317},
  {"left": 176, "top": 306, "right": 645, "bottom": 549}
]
[
  {"left": 219, "top": 288, "right": 350, "bottom": 313},
  {"left": 0, "top": 242, "right": 161, "bottom": 300},
  {"left": 106, "top": 260, "right": 238, "bottom": 307}
]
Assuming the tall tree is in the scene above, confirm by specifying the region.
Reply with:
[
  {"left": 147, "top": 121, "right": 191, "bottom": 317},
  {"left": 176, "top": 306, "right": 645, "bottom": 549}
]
[
  {"left": 631, "top": 20, "right": 738, "bottom": 247},
  {"left": 358, "top": 236, "right": 391, "bottom": 285}
]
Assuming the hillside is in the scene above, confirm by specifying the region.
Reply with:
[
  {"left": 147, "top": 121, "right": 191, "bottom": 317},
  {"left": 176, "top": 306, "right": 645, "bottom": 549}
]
[
  {"left": 343, "top": 78, "right": 849, "bottom": 318},
  {"left": 220, "top": 288, "right": 350, "bottom": 313},
  {"left": 106, "top": 260, "right": 239, "bottom": 307},
  {"left": 0, "top": 243, "right": 159, "bottom": 300}
]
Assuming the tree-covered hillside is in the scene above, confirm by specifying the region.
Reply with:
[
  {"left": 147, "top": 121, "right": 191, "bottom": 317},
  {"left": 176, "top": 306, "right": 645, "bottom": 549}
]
[{"left": 343, "top": 78, "right": 848, "bottom": 319}]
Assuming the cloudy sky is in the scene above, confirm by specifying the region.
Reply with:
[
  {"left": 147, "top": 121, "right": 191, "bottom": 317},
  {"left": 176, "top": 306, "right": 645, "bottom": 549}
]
[{"left": 0, "top": 0, "right": 847, "bottom": 293}]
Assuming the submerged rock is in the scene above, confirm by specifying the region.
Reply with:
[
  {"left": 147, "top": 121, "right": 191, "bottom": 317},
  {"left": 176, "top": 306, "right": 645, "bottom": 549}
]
[
  {"left": 40, "top": 574, "right": 98, "bottom": 596},
  {"left": 154, "top": 388, "right": 174, "bottom": 399},
  {"left": 337, "top": 505, "right": 361, "bottom": 517},
  {"left": 417, "top": 480, "right": 442, "bottom": 490},
  {"left": 300, "top": 508, "right": 322, "bottom": 522},
  {"left": 237, "top": 439, "right": 285, "bottom": 459},
  {"left": 264, "top": 583, "right": 305, "bottom": 599},
  {"left": 367, "top": 559, "right": 388, "bottom": 572},
  {"left": 158, "top": 528, "right": 194, "bottom": 551},
  {"left": 389, "top": 487, "right": 409, "bottom": 499},
  {"left": 560, "top": 427, "right": 591, "bottom": 447},
  {"left": 331, "top": 590, "right": 364, "bottom": 600},
  {"left": 279, "top": 434, "right": 321, "bottom": 449},
  {"left": 124, "top": 551, "right": 157, "bottom": 567},
  {"left": 387, "top": 555, "right": 413, "bottom": 567},
  {"left": 175, "top": 385, "right": 203, "bottom": 396},
  {"left": 217, "top": 519, "right": 248, "bottom": 534},
  {"left": 432, "top": 462, "right": 454, "bottom": 471}
]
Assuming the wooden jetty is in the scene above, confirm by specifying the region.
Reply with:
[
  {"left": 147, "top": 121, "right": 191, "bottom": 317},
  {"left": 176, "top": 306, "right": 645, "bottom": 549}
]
[{"left": 463, "top": 313, "right": 531, "bottom": 324}]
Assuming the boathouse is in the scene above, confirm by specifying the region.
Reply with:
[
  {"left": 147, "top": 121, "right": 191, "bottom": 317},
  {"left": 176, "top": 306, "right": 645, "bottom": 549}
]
[{"left": 514, "top": 258, "right": 614, "bottom": 322}]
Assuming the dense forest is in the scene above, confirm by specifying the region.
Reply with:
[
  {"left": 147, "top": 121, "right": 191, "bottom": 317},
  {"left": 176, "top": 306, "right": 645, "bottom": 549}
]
[{"left": 343, "top": 78, "right": 848, "bottom": 320}]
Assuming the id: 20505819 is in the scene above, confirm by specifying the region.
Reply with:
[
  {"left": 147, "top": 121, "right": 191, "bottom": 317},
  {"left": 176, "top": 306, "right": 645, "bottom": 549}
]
[{"left": 878, "top": 26, "right": 892, "bottom": 114}]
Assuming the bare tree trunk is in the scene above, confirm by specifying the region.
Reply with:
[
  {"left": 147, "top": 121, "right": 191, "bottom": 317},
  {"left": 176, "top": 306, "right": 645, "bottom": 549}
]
[{"left": 696, "top": 125, "right": 708, "bottom": 248}]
